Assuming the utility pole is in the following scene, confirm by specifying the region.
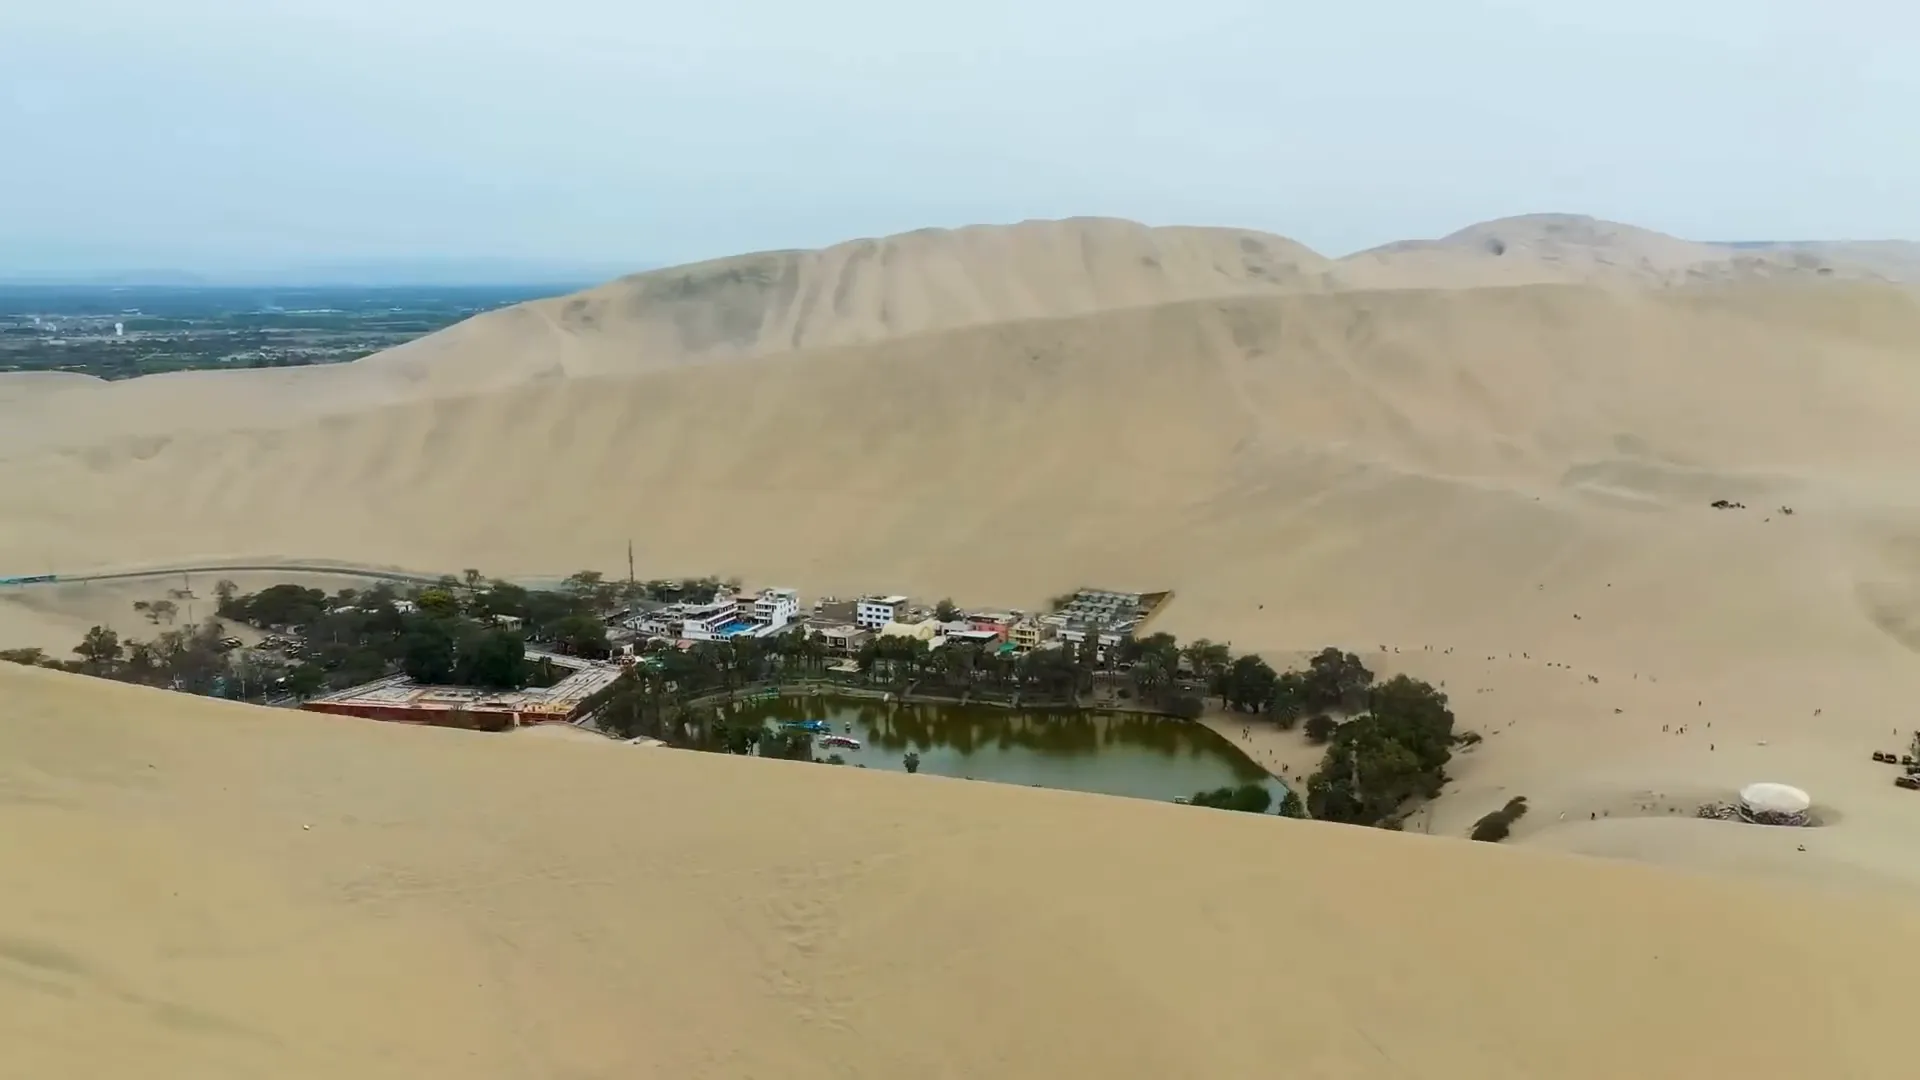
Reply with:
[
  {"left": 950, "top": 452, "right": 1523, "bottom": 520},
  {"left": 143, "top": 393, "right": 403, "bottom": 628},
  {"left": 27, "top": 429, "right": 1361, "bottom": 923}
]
[{"left": 627, "top": 539, "right": 636, "bottom": 590}]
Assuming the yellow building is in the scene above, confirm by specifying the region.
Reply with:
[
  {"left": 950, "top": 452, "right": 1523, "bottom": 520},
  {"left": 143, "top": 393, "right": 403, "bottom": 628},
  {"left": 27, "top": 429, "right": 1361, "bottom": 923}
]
[
  {"left": 879, "top": 619, "right": 941, "bottom": 644},
  {"left": 1009, "top": 619, "right": 1046, "bottom": 651}
]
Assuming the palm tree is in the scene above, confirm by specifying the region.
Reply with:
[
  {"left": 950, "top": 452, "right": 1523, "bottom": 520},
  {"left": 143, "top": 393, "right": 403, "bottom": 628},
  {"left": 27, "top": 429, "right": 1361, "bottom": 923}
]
[{"left": 1131, "top": 653, "right": 1170, "bottom": 704}]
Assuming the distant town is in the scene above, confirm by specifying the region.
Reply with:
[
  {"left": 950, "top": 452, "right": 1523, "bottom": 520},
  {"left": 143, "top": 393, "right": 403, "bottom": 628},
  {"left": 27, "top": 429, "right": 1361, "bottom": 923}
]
[
  {"left": 0, "top": 284, "right": 575, "bottom": 380},
  {"left": 6, "top": 569, "right": 1466, "bottom": 828},
  {"left": 303, "top": 581, "right": 1173, "bottom": 729}
]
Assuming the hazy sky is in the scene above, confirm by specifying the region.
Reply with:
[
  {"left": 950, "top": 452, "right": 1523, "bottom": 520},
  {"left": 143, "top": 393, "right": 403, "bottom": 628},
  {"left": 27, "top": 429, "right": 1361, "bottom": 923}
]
[{"left": 3, "top": 0, "right": 1915, "bottom": 275}]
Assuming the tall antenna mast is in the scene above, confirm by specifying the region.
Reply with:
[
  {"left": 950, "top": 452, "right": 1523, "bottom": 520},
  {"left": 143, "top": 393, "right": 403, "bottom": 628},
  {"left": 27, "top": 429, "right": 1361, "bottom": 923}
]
[{"left": 627, "top": 539, "right": 636, "bottom": 588}]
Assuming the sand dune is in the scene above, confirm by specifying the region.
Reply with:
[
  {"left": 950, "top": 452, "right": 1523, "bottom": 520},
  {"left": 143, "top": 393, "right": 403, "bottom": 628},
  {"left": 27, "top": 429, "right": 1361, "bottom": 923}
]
[
  {"left": 0, "top": 219, "right": 1330, "bottom": 452},
  {"left": 1336, "top": 213, "right": 1897, "bottom": 288},
  {"left": 5, "top": 214, "right": 1905, "bottom": 455},
  {"left": 4, "top": 212, "right": 1920, "bottom": 988},
  {"left": 5, "top": 282, "right": 1918, "bottom": 581},
  {"left": 1726, "top": 239, "right": 1920, "bottom": 283},
  {"left": 5, "top": 660, "right": 1919, "bottom": 1079}
]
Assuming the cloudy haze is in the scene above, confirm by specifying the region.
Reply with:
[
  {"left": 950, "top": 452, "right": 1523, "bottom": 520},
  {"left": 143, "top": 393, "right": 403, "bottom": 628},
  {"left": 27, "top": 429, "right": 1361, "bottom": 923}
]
[{"left": 2, "top": 0, "right": 1915, "bottom": 277}]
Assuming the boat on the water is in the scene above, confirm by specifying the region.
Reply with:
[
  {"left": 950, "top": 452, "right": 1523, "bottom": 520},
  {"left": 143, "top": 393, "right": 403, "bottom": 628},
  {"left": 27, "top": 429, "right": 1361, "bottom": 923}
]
[{"left": 820, "top": 734, "right": 862, "bottom": 750}]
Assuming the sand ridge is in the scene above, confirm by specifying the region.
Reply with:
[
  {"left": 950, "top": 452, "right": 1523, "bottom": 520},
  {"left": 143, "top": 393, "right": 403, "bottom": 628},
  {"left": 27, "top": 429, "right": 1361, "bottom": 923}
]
[
  {"left": 4, "top": 214, "right": 1909, "bottom": 449},
  {"left": 5, "top": 660, "right": 1920, "bottom": 1079}
]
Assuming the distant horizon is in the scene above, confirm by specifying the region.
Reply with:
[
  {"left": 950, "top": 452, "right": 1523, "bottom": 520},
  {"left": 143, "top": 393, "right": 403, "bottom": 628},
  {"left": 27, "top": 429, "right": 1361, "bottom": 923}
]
[
  {"left": 6, "top": 212, "right": 1916, "bottom": 290},
  {"left": 0, "top": 258, "right": 655, "bottom": 290}
]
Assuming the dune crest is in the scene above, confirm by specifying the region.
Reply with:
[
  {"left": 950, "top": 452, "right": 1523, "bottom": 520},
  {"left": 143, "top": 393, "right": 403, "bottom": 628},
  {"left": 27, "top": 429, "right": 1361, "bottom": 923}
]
[{"left": 1335, "top": 212, "right": 1903, "bottom": 288}]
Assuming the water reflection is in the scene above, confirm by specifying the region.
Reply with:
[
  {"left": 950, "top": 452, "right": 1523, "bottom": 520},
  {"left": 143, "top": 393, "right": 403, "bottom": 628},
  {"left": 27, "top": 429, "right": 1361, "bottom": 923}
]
[{"left": 725, "top": 695, "right": 1290, "bottom": 809}]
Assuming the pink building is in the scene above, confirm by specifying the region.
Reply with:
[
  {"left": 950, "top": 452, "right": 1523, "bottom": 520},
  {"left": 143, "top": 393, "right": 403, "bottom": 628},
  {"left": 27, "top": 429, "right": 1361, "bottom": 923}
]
[{"left": 966, "top": 612, "right": 1015, "bottom": 641}]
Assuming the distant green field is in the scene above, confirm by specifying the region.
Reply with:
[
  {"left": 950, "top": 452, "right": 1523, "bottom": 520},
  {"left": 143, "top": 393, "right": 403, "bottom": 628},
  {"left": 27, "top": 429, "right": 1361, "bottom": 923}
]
[{"left": 0, "top": 284, "right": 576, "bottom": 381}]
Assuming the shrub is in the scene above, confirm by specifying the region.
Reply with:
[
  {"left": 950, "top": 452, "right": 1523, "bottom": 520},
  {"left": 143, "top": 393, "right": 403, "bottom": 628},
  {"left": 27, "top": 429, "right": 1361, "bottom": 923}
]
[
  {"left": 1303, "top": 714, "right": 1338, "bottom": 743},
  {"left": 1470, "top": 796, "right": 1530, "bottom": 842},
  {"left": 1189, "top": 783, "right": 1274, "bottom": 814},
  {"left": 1167, "top": 694, "right": 1204, "bottom": 720}
]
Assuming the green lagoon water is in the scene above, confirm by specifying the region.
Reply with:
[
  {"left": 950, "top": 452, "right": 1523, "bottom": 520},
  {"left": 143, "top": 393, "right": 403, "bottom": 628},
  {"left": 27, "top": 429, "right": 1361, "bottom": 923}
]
[{"left": 724, "top": 695, "right": 1291, "bottom": 809}]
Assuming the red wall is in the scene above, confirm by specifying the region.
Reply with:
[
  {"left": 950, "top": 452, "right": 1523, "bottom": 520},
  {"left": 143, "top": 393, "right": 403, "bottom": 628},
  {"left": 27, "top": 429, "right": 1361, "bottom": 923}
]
[{"left": 301, "top": 702, "right": 516, "bottom": 732}]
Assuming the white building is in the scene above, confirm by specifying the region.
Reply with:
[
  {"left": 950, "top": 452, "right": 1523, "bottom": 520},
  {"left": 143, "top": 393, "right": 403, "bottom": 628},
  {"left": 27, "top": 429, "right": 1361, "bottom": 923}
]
[
  {"left": 1058, "top": 622, "right": 1132, "bottom": 662},
  {"left": 855, "top": 594, "right": 909, "bottom": 630},
  {"left": 624, "top": 606, "right": 683, "bottom": 638},
  {"left": 680, "top": 598, "right": 743, "bottom": 641},
  {"left": 752, "top": 587, "right": 800, "bottom": 629}
]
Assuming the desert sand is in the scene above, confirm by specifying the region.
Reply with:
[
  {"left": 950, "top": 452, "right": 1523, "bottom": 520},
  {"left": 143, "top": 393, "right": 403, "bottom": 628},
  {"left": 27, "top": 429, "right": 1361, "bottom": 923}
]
[
  {"left": 3, "top": 213, "right": 1920, "bottom": 1072},
  {"left": 0, "top": 570, "right": 421, "bottom": 658},
  {"left": 6, "top": 659, "right": 1920, "bottom": 1079}
]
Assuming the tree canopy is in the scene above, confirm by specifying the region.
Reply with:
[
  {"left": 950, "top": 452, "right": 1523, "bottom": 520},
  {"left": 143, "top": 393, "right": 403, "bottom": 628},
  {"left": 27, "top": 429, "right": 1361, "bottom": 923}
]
[
  {"left": 1305, "top": 674, "right": 1457, "bottom": 827},
  {"left": 1187, "top": 783, "right": 1273, "bottom": 814}
]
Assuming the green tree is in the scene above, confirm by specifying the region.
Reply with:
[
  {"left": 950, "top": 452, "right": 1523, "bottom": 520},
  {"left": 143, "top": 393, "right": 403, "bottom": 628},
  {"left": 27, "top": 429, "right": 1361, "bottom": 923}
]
[
  {"left": 459, "top": 628, "right": 528, "bottom": 690},
  {"left": 1221, "top": 654, "right": 1279, "bottom": 713},
  {"left": 1304, "top": 677, "right": 1456, "bottom": 828},
  {"left": 122, "top": 639, "right": 162, "bottom": 684},
  {"left": 1188, "top": 783, "right": 1273, "bottom": 814},
  {"left": 1305, "top": 647, "right": 1374, "bottom": 712},
  {"left": 759, "top": 729, "right": 814, "bottom": 760},
  {"left": 414, "top": 586, "right": 462, "bottom": 619},
  {"left": 903, "top": 751, "right": 922, "bottom": 774},
  {"left": 74, "top": 625, "right": 123, "bottom": 672},
  {"left": 1180, "top": 638, "right": 1232, "bottom": 692},
  {"left": 1278, "top": 789, "right": 1306, "bottom": 818},
  {"left": 1303, "top": 714, "right": 1338, "bottom": 743},
  {"left": 563, "top": 570, "right": 615, "bottom": 611},
  {"left": 234, "top": 584, "right": 327, "bottom": 627},
  {"left": 550, "top": 614, "right": 611, "bottom": 659},
  {"left": 934, "top": 598, "right": 960, "bottom": 622},
  {"left": 1075, "top": 623, "right": 1102, "bottom": 671},
  {"left": 476, "top": 579, "right": 532, "bottom": 622},
  {"left": 1366, "top": 675, "right": 1456, "bottom": 769},
  {"left": 139, "top": 619, "right": 232, "bottom": 694},
  {"left": 1271, "top": 670, "right": 1310, "bottom": 728},
  {"left": 0, "top": 647, "right": 50, "bottom": 667},
  {"left": 285, "top": 662, "right": 328, "bottom": 699},
  {"left": 1131, "top": 652, "right": 1165, "bottom": 696},
  {"left": 214, "top": 578, "right": 240, "bottom": 615},
  {"left": 400, "top": 622, "right": 457, "bottom": 683}
]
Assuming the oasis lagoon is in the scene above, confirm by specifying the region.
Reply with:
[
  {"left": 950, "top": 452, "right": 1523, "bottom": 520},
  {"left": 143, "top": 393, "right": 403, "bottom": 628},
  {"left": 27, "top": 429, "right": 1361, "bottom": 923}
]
[{"left": 723, "top": 694, "right": 1292, "bottom": 809}]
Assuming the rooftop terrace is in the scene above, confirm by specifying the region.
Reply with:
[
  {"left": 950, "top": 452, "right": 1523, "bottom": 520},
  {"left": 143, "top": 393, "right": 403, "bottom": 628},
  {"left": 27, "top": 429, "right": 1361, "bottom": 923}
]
[{"left": 307, "top": 657, "right": 622, "bottom": 721}]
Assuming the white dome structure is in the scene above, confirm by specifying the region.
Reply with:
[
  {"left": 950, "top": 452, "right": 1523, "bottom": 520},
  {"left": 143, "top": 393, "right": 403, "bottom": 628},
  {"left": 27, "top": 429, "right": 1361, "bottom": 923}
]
[{"left": 1737, "top": 782, "right": 1812, "bottom": 826}]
